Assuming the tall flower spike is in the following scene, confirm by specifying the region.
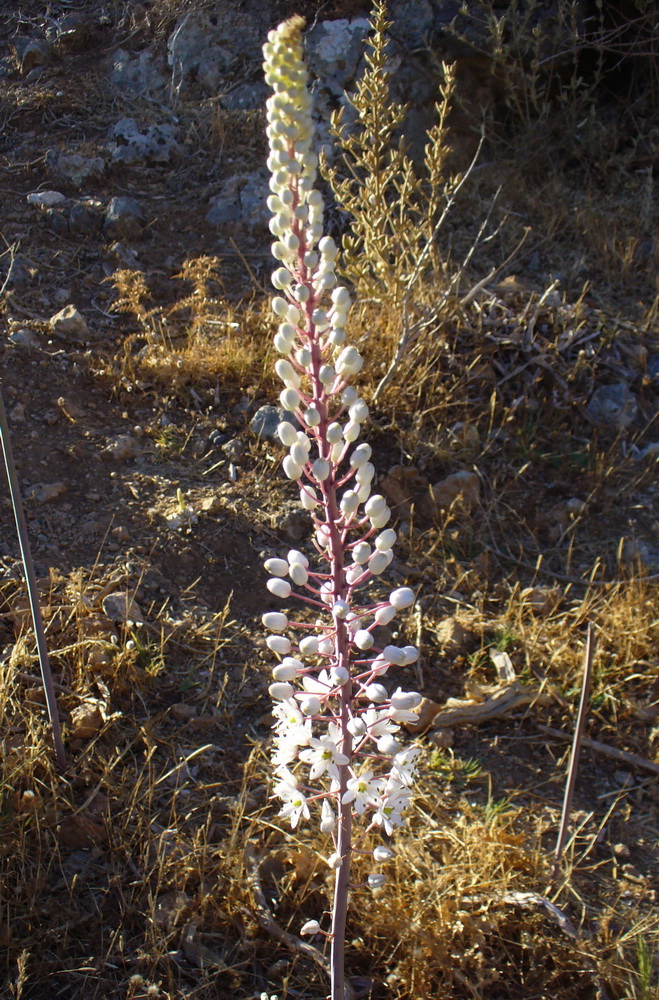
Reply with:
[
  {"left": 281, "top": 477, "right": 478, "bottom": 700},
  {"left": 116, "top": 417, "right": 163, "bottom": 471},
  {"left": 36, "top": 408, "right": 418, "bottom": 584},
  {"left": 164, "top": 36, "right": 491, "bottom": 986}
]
[{"left": 262, "top": 17, "right": 420, "bottom": 1000}]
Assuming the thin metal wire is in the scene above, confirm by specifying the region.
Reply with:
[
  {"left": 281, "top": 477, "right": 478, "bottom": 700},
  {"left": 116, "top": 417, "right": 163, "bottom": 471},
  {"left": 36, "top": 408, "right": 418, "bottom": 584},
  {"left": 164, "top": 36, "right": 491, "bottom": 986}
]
[{"left": 0, "top": 383, "right": 66, "bottom": 770}]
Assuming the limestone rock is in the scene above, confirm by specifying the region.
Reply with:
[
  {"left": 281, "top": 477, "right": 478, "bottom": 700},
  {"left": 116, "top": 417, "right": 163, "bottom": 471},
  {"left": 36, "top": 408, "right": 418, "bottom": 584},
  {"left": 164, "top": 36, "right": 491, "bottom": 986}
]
[
  {"left": 429, "top": 470, "right": 481, "bottom": 513},
  {"left": 103, "top": 197, "right": 144, "bottom": 239},
  {"left": 586, "top": 383, "right": 638, "bottom": 434},
  {"left": 50, "top": 305, "right": 89, "bottom": 341}
]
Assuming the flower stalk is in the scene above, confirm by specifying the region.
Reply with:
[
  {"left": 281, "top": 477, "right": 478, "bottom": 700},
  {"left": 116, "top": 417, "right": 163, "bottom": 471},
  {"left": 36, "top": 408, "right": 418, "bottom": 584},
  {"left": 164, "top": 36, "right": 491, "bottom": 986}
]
[{"left": 262, "top": 17, "right": 421, "bottom": 999}]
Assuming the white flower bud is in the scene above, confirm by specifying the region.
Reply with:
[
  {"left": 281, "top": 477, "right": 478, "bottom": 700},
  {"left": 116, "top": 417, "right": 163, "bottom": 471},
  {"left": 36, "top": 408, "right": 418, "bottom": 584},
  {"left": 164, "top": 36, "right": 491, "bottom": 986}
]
[
  {"left": 390, "top": 587, "right": 414, "bottom": 610},
  {"left": 353, "top": 629, "right": 374, "bottom": 650},
  {"left": 340, "top": 491, "right": 359, "bottom": 516},
  {"left": 266, "top": 635, "right": 291, "bottom": 654},
  {"left": 288, "top": 549, "right": 309, "bottom": 568},
  {"left": 312, "top": 308, "right": 328, "bottom": 327},
  {"left": 373, "top": 846, "right": 393, "bottom": 862},
  {"left": 277, "top": 421, "right": 298, "bottom": 447},
  {"left": 391, "top": 688, "right": 422, "bottom": 709},
  {"left": 295, "top": 346, "right": 312, "bottom": 367},
  {"left": 356, "top": 462, "right": 374, "bottom": 484},
  {"left": 272, "top": 296, "right": 289, "bottom": 317},
  {"left": 376, "top": 735, "right": 399, "bottom": 755},
  {"left": 365, "top": 683, "right": 388, "bottom": 703},
  {"left": 330, "top": 441, "right": 344, "bottom": 464},
  {"left": 370, "top": 508, "right": 391, "bottom": 529},
  {"left": 365, "top": 495, "right": 386, "bottom": 517},
  {"left": 269, "top": 681, "right": 294, "bottom": 701},
  {"left": 283, "top": 456, "right": 303, "bottom": 480},
  {"left": 319, "top": 364, "right": 335, "bottom": 386},
  {"left": 376, "top": 529, "right": 397, "bottom": 550},
  {"left": 289, "top": 441, "right": 308, "bottom": 467},
  {"left": 293, "top": 283, "right": 310, "bottom": 303},
  {"left": 347, "top": 716, "right": 367, "bottom": 736},
  {"left": 350, "top": 443, "right": 372, "bottom": 468},
  {"left": 280, "top": 387, "right": 301, "bottom": 411},
  {"left": 336, "top": 346, "right": 363, "bottom": 376},
  {"left": 332, "top": 286, "right": 351, "bottom": 308},
  {"left": 299, "top": 487, "right": 318, "bottom": 511},
  {"left": 267, "top": 578, "right": 292, "bottom": 598},
  {"left": 326, "top": 422, "right": 343, "bottom": 444},
  {"left": 327, "top": 852, "right": 342, "bottom": 869},
  {"left": 290, "top": 560, "right": 309, "bottom": 585},
  {"left": 349, "top": 400, "right": 368, "bottom": 422},
  {"left": 331, "top": 666, "right": 349, "bottom": 685},
  {"left": 319, "top": 236, "right": 338, "bottom": 259},
  {"left": 374, "top": 605, "right": 397, "bottom": 626},
  {"left": 343, "top": 420, "right": 360, "bottom": 443},
  {"left": 367, "top": 873, "right": 386, "bottom": 888},
  {"left": 369, "top": 551, "right": 389, "bottom": 576},
  {"left": 298, "top": 694, "right": 321, "bottom": 716},
  {"left": 333, "top": 599, "right": 350, "bottom": 618},
  {"left": 357, "top": 482, "right": 371, "bottom": 503},
  {"left": 320, "top": 799, "right": 336, "bottom": 832},
  {"left": 345, "top": 565, "right": 362, "bottom": 584},
  {"left": 262, "top": 612, "right": 288, "bottom": 631},
  {"left": 382, "top": 645, "right": 407, "bottom": 666},
  {"left": 272, "top": 267, "right": 293, "bottom": 289},
  {"left": 300, "top": 919, "right": 321, "bottom": 935},
  {"left": 341, "top": 386, "right": 358, "bottom": 406},
  {"left": 312, "top": 458, "right": 330, "bottom": 482},
  {"left": 353, "top": 542, "right": 371, "bottom": 565},
  {"left": 304, "top": 405, "right": 321, "bottom": 427},
  {"left": 265, "top": 557, "right": 289, "bottom": 577},
  {"left": 274, "top": 332, "right": 293, "bottom": 353},
  {"left": 275, "top": 359, "right": 299, "bottom": 385},
  {"left": 329, "top": 327, "right": 346, "bottom": 346},
  {"left": 299, "top": 635, "right": 319, "bottom": 655},
  {"left": 401, "top": 645, "right": 419, "bottom": 665},
  {"left": 272, "top": 662, "right": 297, "bottom": 681}
]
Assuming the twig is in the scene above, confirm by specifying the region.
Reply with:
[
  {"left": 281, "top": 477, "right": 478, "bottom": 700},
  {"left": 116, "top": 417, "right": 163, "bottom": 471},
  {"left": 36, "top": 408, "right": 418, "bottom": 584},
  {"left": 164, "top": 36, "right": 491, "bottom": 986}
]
[
  {"left": 0, "top": 383, "right": 66, "bottom": 770},
  {"left": 372, "top": 131, "right": 485, "bottom": 403},
  {"left": 244, "top": 843, "right": 348, "bottom": 989},
  {"left": 538, "top": 725, "right": 659, "bottom": 777},
  {"left": 551, "top": 625, "right": 594, "bottom": 882}
]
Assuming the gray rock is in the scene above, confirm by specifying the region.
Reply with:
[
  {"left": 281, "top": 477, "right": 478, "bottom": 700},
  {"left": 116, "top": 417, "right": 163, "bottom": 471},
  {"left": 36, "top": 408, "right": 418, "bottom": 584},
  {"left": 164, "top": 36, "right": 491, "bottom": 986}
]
[
  {"left": 109, "top": 242, "right": 140, "bottom": 268},
  {"left": 106, "top": 117, "right": 180, "bottom": 165},
  {"left": 306, "top": 18, "right": 371, "bottom": 96},
  {"left": 27, "top": 190, "right": 67, "bottom": 209},
  {"left": 220, "top": 81, "right": 268, "bottom": 111},
  {"left": 166, "top": 6, "right": 268, "bottom": 97},
  {"left": 44, "top": 208, "right": 69, "bottom": 235},
  {"left": 69, "top": 202, "right": 96, "bottom": 234},
  {"left": 104, "top": 434, "right": 141, "bottom": 460},
  {"left": 9, "top": 329, "right": 41, "bottom": 349},
  {"left": 51, "top": 13, "right": 88, "bottom": 50},
  {"left": 104, "top": 197, "right": 144, "bottom": 239},
  {"left": 275, "top": 508, "right": 311, "bottom": 543},
  {"left": 50, "top": 305, "right": 89, "bottom": 341},
  {"left": 250, "top": 405, "right": 297, "bottom": 443},
  {"left": 45, "top": 151, "right": 106, "bottom": 189},
  {"left": 14, "top": 37, "right": 52, "bottom": 74},
  {"left": 109, "top": 48, "right": 167, "bottom": 95},
  {"left": 206, "top": 170, "right": 270, "bottom": 230},
  {"left": 102, "top": 591, "right": 144, "bottom": 624},
  {"left": 222, "top": 437, "right": 245, "bottom": 462},
  {"left": 586, "top": 383, "right": 638, "bottom": 433},
  {"left": 29, "top": 482, "right": 68, "bottom": 503}
]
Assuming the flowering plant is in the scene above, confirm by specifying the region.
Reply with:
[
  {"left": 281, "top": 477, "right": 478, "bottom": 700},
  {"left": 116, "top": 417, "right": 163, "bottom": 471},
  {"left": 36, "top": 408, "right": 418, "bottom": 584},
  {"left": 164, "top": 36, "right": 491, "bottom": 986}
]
[{"left": 262, "top": 16, "right": 421, "bottom": 999}]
